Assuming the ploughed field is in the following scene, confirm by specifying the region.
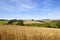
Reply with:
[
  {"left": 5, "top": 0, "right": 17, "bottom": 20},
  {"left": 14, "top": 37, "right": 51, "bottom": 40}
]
[{"left": 0, "top": 25, "right": 60, "bottom": 40}]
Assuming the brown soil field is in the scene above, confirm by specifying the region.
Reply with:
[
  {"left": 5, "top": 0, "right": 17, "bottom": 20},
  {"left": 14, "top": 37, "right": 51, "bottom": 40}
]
[{"left": 0, "top": 25, "right": 60, "bottom": 40}]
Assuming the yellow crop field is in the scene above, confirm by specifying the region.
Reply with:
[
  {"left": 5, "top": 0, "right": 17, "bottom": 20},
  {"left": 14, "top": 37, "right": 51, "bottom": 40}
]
[{"left": 0, "top": 25, "right": 60, "bottom": 40}]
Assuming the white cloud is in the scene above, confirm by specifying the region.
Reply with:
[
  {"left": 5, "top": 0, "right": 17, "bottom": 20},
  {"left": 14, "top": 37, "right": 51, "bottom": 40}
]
[
  {"left": 0, "top": 0, "right": 37, "bottom": 12},
  {"left": 39, "top": 0, "right": 52, "bottom": 8},
  {"left": 0, "top": 0, "right": 52, "bottom": 11},
  {"left": 0, "top": 0, "right": 17, "bottom": 12},
  {"left": 9, "top": 0, "right": 37, "bottom": 10},
  {"left": 47, "top": 13, "right": 52, "bottom": 16},
  {"left": 42, "top": 0, "right": 51, "bottom": 5}
]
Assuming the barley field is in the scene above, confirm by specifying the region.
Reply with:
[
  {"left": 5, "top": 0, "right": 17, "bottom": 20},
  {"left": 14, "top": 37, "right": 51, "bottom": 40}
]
[{"left": 0, "top": 25, "right": 60, "bottom": 40}]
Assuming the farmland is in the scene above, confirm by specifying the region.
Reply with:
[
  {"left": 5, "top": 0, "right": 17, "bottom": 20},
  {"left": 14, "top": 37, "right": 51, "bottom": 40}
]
[
  {"left": 0, "top": 25, "right": 60, "bottom": 40},
  {"left": 0, "top": 19, "right": 60, "bottom": 28},
  {"left": 0, "top": 19, "right": 60, "bottom": 40}
]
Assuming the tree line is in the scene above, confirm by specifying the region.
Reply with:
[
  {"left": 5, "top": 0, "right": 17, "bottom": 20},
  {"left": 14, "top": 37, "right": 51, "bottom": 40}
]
[{"left": 0, "top": 19, "right": 24, "bottom": 26}]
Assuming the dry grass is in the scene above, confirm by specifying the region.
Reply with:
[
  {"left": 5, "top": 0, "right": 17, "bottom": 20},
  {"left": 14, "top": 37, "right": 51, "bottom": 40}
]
[
  {"left": 24, "top": 20, "right": 42, "bottom": 24},
  {"left": 0, "top": 25, "right": 60, "bottom": 40}
]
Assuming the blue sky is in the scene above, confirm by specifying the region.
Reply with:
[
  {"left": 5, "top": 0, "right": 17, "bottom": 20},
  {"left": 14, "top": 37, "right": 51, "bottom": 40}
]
[{"left": 0, "top": 0, "right": 60, "bottom": 20}]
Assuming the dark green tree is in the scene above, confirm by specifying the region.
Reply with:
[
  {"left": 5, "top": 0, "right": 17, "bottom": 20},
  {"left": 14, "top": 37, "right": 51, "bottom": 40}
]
[
  {"left": 17, "top": 20, "right": 24, "bottom": 26},
  {"left": 31, "top": 19, "right": 34, "bottom": 21},
  {"left": 56, "top": 21, "right": 60, "bottom": 28},
  {"left": 8, "top": 20, "right": 13, "bottom": 24}
]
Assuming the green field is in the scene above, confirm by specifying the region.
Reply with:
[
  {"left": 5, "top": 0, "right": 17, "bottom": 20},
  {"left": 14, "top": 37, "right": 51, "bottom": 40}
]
[
  {"left": 0, "top": 20, "right": 8, "bottom": 25},
  {"left": 0, "top": 20, "right": 60, "bottom": 28}
]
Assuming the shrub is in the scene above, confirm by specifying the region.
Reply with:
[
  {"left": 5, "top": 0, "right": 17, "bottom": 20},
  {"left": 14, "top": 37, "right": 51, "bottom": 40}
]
[
  {"left": 31, "top": 19, "right": 34, "bottom": 21},
  {"left": 17, "top": 20, "right": 24, "bottom": 26},
  {"left": 8, "top": 20, "right": 24, "bottom": 26},
  {"left": 56, "top": 21, "right": 60, "bottom": 28},
  {"left": 8, "top": 20, "right": 14, "bottom": 25}
]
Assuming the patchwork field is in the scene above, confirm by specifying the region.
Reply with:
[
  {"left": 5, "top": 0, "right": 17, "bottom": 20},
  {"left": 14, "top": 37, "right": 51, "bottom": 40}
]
[{"left": 0, "top": 25, "right": 60, "bottom": 40}]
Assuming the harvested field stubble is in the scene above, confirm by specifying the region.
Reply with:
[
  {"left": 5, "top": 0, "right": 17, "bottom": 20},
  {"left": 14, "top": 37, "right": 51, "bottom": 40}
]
[{"left": 0, "top": 25, "right": 60, "bottom": 40}]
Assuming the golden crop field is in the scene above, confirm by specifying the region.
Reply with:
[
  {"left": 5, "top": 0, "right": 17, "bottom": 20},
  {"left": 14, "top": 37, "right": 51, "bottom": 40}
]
[{"left": 0, "top": 25, "right": 60, "bottom": 40}]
